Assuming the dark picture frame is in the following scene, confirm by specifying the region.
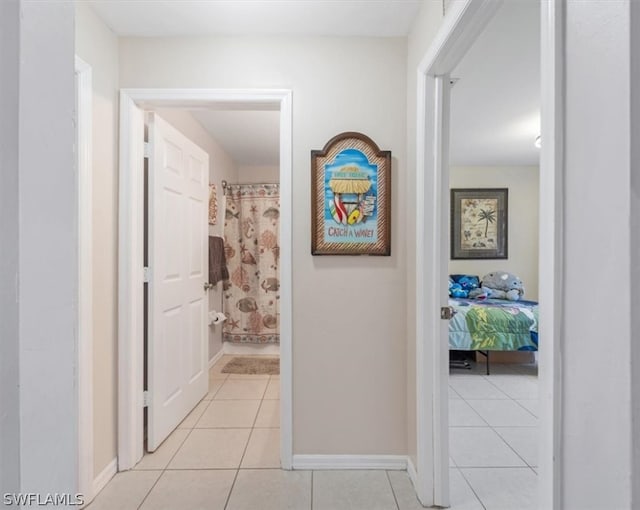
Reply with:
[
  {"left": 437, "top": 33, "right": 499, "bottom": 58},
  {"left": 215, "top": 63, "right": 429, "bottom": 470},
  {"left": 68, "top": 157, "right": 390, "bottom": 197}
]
[
  {"left": 311, "top": 132, "right": 391, "bottom": 256},
  {"left": 451, "top": 188, "right": 508, "bottom": 260}
]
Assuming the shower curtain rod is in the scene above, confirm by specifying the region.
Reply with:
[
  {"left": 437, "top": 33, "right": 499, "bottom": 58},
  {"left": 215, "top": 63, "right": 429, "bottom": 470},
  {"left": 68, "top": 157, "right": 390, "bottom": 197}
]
[{"left": 221, "top": 181, "right": 279, "bottom": 190}]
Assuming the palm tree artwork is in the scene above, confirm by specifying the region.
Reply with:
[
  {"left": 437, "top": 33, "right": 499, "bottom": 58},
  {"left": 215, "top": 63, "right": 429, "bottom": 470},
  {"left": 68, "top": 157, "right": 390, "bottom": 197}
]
[
  {"left": 453, "top": 189, "right": 507, "bottom": 259},
  {"left": 477, "top": 207, "right": 496, "bottom": 237},
  {"left": 459, "top": 197, "right": 499, "bottom": 250}
]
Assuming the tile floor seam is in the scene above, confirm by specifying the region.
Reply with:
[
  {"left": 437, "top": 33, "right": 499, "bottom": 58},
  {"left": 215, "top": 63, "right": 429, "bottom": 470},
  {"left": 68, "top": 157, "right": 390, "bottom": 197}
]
[
  {"left": 135, "top": 407, "right": 201, "bottom": 509},
  {"left": 492, "top": 427, "right": 538, "bottom": 469},
  {"left": 454, "top": 466, "right": 488, "bottom": 510},
  {"left": 135, "top": 471, "right": 163, "bottom": 510},
  {"left": 455, "top": 397, "right": 492, "bottom": 428},
  {"left": 310, "top": 470, "right": 314, "bottom": 510},
  {"left": 459, "top": 396, "right": 535, "bottom": 469},
  {"left": 222, "top": 386, "right": 264, "bottom": 509},
  {"left": 222, "top": 466, "right": 241, "bottom": 510},
  {"left": 384, "top": 469, "right": 401, "bottom": 510},
  {"left": 513, "top": 398, "right": 538, "bottom": 419}
]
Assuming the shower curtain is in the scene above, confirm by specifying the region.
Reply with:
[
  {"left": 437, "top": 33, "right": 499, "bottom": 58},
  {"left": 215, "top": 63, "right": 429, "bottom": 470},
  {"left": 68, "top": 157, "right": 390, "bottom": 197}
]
[{"left": 222, "top": 183, "right": 280, "bottom": 344}]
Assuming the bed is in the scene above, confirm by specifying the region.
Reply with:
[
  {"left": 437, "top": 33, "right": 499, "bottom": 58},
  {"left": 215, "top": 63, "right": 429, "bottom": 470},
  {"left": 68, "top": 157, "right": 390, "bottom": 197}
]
[{"left": 448, "top": 297, "right": 539, "bottom": 374}]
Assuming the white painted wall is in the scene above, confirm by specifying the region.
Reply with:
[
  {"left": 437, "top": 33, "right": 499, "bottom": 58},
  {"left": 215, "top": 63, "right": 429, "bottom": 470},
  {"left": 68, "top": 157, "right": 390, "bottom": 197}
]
[
  {"left": 155, "top": 108, "right": 239, "bottom": 361},
  {"left": 17, "top": 0, "right": 78, "bottom": 496},
  {"left": 449, "top": 166, "right": 539, "bottom": 300},
  {"left": 562, "top": 2, "right": 632, "bottom": 508},
  {"left": 119, "top": 35, "right": 409, "bottom": 455},
  {"left": 0, "top": 0, "right": 21, "bottom": 497},
  {"left": 631, "top": 2, "right": 640, "bottom": 506},
  {"left": 237, "top": 165, "right": 280, "bottom": 184},
  {"left": 406, "top": 0, "right": 445, "bottom": 469},
  {"left": 75, "top": 2, "right": 120, "bottom": 478}
]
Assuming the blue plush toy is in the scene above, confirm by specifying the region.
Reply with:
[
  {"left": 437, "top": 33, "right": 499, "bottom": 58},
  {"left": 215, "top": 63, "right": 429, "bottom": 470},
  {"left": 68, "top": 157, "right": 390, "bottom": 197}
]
[{"left": 448, "top": 274, "right": 480, "bottom": 298}]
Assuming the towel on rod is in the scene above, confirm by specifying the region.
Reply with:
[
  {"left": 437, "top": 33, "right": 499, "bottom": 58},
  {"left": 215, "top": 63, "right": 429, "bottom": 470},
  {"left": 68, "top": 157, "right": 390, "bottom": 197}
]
[{"left": 208, "top": 236, "right": 229, "bottom": 285}]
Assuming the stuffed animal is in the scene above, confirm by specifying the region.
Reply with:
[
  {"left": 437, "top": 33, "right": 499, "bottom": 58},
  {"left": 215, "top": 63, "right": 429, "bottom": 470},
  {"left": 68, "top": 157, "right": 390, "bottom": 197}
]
[
  {"left": 448, "top": 274, "right": 480, "bottom": 298},
  {"left": 472, "top": 271, "right": 525, "bottom": 301}
]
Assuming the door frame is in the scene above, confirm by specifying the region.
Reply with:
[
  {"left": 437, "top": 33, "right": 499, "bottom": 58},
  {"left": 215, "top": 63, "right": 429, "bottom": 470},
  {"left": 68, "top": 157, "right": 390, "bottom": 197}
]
[
  {"left": 414, "top": 1, "right": 564, "bottom": 507},
  {"left": 117, "top": 88, "right": 293, "bottom": 471},
  {"left": 75, "top": 55, "right": 94, "bottom": 501}
]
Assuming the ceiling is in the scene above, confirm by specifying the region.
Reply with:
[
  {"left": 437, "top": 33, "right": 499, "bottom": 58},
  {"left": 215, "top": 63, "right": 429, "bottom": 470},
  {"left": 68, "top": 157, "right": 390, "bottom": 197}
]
[
  {"left": 449, "top": 0, "right": 540, "bottom": 166},
  {"left": 89, "top": 0, "right": 423, "bottom": 38},
  {"left": 89, "top": 0, "right": 539, "bottom": 167},
  {"left": 190, "top": 109, "right": 280, "bottom": 167}
]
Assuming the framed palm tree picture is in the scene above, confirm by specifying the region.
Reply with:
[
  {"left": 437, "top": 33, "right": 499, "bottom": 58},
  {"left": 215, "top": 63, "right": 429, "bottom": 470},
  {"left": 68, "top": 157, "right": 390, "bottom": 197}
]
[{"left": 451, "top": 188, "right": 508, "bottom": 259}]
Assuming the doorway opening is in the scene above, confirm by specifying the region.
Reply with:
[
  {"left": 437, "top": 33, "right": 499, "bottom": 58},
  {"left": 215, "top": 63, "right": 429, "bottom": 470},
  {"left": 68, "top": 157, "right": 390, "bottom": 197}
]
[
  {"left": 446, "top": 3, "right": 541, "bottom": 506},
  {"left": 137, "top": 105, "right": 283, "bottom": 469},
  {"left": 414, "top": 1, "right": 563, "bottom": 508},
  {"left": 117, "top": 89, "right": 293, "bottom": 473}
]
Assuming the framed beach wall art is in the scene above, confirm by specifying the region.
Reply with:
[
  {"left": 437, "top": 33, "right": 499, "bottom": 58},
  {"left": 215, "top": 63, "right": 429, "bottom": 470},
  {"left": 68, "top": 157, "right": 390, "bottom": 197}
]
[
  {"left": 311, "top": 132, "right": 391, "bottom": 256},
  {"left": 450, "top": 188, "right": 508, "bottom": 260}
]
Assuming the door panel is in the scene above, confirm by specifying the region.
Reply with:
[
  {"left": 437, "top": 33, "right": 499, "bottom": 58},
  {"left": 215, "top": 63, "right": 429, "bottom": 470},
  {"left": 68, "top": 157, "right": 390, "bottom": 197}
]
[{"left": 147, "top": 112, "right": 209, "bottom": 451}]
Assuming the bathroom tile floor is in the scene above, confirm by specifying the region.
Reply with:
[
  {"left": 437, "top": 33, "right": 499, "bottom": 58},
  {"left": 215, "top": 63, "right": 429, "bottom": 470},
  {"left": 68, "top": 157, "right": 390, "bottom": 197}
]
[{"left": 87, "top": 357, "right": 538, "bottom": 510}]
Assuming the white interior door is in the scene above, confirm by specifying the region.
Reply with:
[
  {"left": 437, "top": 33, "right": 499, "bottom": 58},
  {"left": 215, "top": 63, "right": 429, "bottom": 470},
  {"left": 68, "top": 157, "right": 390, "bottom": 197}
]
[{"left": 147, "top": 112, "right": 209, "bottom": 451}]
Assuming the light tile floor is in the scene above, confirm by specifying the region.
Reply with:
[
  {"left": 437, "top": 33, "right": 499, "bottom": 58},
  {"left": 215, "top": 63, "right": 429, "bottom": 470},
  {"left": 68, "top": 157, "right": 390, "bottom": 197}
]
[
  {"left": 449, "top": 361, "right": 539, "bottom": 510},
  {"left": 87, "top": 356, "right": 538, "bottom": 510}
]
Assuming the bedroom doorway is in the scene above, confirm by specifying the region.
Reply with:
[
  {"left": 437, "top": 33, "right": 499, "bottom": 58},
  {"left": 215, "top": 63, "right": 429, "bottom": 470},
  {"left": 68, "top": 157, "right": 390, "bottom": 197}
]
[
  {"left": 414, "top": 1, "right": 563, "bottom": 508},
  {"left": 117, "top": 89, "right": 293, "bottom": 472},
  {"left": 446, "top": 5, "right": 541, "bottom": 507}
]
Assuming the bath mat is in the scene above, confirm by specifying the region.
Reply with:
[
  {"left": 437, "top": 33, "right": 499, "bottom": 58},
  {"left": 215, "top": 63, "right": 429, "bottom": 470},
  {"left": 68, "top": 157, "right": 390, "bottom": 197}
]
[{"left": 221, "top": 357, "right": 280, "bottom": 375}]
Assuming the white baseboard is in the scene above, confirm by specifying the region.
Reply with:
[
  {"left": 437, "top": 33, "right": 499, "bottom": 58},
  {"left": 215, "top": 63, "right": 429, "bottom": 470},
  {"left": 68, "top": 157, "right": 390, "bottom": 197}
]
[
  {"left": 91, "top": 458, "right": 117, "bottom": 501},
  {"left": 208, "top": 348, "right": 225, "bottom": 368},
  {"left": 223, "top": 342, "right": 280, "bottom": 356},
  {"left": 292, "top": 455, "right": 408, "bottom": 471}
]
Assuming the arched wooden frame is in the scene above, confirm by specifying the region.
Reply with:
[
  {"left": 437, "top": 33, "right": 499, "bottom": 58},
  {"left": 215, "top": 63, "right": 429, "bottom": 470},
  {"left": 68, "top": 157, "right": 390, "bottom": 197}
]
[{"left": 311, "top": 131, "right": 391, "bottom": 256}]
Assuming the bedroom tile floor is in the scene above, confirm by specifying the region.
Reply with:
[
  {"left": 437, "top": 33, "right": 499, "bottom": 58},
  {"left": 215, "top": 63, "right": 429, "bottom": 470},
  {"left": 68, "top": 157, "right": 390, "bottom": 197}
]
[
  {"left": 448, "top": 361, "right": 539, "bottom": 510},
  {"left": 87, "top": 357, "right": 538, "bottom": 510}
]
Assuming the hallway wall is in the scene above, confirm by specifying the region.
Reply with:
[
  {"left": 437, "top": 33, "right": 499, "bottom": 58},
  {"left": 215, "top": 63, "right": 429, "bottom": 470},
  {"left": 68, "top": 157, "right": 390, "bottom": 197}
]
[
  {"left": 75, "top": 2, "right": 120, "bottom": 478},
  {"left": 119, "top": 35, "right": 409, "bottom": 455},
  {"left": 1, "top": 0, "right": 78, "bottom": 496}
]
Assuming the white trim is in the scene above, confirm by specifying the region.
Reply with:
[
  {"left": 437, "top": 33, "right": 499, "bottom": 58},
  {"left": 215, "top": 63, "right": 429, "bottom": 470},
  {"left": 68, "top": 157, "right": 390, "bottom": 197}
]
[
  {"left": 117, "top": 95, "right": 145, "bottom": 470},
  {"left": 208, "top": 348, "right": 225, "bottom": 369},
  {"left": 75, "top": 55, "right": 93, "bottom": 503},
  {"left": 118, "top": 88, "right": 294, "bottom": 472},
  {"left": 415, "top": 3, "right": 503, "bottom": 505},
  {"left": 414, "top": 0, "right": 564, "bottom": 507},
  {"left": 538, "top": 1, "right": 564, "bottom": 508},
  {"left": 292, "top": 455, "right": 408, "bottom": 471},
  {"left": 223, "top": 342, "right": 280, "bottom": 356},
  {"left": 91, "top": 458, "right": 117, "bottom": 501},
  {"left": 278, "top": 89, "right": 294, "bottom": 470}
]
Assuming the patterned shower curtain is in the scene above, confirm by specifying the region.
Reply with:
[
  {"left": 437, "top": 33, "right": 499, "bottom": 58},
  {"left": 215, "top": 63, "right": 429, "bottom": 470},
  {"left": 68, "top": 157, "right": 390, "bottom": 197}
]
[{"left": 223, "top": 184, "right": 280, "bottom": 344}]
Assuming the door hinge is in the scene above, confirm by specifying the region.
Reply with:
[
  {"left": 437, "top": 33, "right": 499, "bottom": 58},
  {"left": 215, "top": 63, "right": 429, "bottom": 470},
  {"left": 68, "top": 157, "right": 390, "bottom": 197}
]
[
  {"left": 143, "top": 142, "right": 150, "bottom": 159},
  {"left": 143, "top": 266, "right": 150, "bottom": 283},
  {"left": 440, "top": 306, "right": 456, "bottom": 320},
  {"left": 143, "top": 390, "right": 149, "bottom": 408}
]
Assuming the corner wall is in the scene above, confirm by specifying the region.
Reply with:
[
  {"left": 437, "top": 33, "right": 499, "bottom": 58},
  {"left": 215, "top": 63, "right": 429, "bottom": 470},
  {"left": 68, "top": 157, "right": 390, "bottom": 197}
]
[
  {"left": 562, "top": 2, "right": 632, "bottom": 507},
  {"left": 0, "top": 0, "right": 21, "bottom": 496},
  {"left": 18, "top": 0, "right": 77, "bottom": 495},
  {"left": 631, "top": 1, "right": 640, "bottom": 505}
]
